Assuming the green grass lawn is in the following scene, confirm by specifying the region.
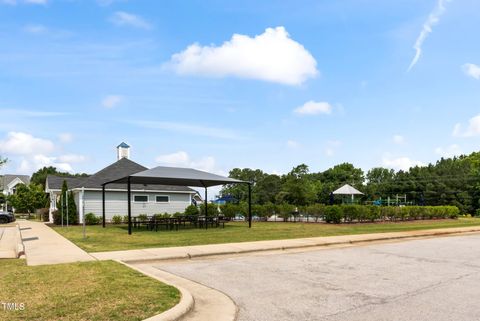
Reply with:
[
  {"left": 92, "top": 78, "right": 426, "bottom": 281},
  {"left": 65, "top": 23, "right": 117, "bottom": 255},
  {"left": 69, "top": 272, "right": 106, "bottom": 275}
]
[
  {"left": 0, "top": 260, "right": 179, "bottom": 321},
  {"left": 53, "top": 218, "right": 480, "bottom": 252}
]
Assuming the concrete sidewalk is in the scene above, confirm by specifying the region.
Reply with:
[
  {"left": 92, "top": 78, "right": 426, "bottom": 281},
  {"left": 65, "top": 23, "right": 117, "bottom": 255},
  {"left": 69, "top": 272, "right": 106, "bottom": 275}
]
[
  {"left": 91, "top": 225, "right": 480, "bottom": 263},
  {"left": 18, "top": 220, "right": 95, "bottom": 266}
]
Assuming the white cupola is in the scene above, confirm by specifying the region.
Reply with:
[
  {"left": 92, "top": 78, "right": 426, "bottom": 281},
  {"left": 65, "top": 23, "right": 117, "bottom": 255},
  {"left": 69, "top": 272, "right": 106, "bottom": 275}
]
[{"left": 117, "top": 142, "right": 130, "bottom": 160}]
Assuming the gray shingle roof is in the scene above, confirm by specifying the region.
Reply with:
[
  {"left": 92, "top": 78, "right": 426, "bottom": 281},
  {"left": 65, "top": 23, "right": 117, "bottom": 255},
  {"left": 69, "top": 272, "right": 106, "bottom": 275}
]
[
  {"left": 1, "top": 175, "right": 30, "bottom": 189},
  {"left": 46, "top": 176, "right": 88, "bottom": 190},
  {"left": 47, "top": 158, "right": 194, "bottom": 192}
]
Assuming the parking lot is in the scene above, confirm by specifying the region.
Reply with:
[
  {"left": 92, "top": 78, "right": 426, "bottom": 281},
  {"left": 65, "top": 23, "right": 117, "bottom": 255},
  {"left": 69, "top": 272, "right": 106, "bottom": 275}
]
[{"left": 157, "top": 234, "right": 480, "bottom": 321}]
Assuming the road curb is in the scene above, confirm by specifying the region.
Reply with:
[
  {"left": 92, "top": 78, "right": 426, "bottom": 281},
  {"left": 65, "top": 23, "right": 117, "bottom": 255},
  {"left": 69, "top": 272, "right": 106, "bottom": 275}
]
[
  {"left": 119, "top": 226, "right": 480, "bottom": 265},
  {"left": 15, "top": 224, "right": 26, "bottom": 258},
  {"left": 117, "top": 260, "right": 195, "bottom": 321}
]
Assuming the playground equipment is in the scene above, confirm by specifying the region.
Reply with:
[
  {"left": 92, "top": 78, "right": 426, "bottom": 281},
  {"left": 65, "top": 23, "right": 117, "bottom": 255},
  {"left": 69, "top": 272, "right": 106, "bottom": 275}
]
[{"left": 370, "top": 194, "right": 414, "bottom": 206}]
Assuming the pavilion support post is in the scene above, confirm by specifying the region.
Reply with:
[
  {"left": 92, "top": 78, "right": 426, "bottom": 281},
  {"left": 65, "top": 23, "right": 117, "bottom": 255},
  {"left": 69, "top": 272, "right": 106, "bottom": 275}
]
[
  {"left": 248, "top": 183, "right": 252, "bottom": 228},
  {"left": 102, "top": 185, "right": 106, "bottom": 228},
  {"left": 128, "top": 177, "right": 132, "bottom": 235},
  {"left": 204, "top": 187, "right": 208, "bottom": 230}
]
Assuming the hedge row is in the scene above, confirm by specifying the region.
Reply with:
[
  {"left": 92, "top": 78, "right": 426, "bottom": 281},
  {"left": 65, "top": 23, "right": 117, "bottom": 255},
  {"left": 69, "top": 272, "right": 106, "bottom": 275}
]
[
  {"left": 81, "top": 204, "right": 460, "bottom": 225},
  {"left": 218, "top": 203, "right": 460, "bottom": 224},
  {"left": 323, "top": 205, "right": 459, "bottom": 224}
]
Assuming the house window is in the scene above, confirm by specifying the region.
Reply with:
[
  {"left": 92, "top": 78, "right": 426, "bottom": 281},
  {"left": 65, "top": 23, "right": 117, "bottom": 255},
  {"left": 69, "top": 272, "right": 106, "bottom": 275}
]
[
  {"left": 133, "top": 195, "right": 148, "bottom": 203},
  {"left": 156, "top": 195, "right": 169, "bottom": 203}
]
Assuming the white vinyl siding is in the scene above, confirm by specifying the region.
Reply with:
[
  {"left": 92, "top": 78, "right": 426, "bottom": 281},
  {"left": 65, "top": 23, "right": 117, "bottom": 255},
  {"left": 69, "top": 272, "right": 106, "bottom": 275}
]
[{"left": 82, "top": 190, "right": 191, "bottom": 221}]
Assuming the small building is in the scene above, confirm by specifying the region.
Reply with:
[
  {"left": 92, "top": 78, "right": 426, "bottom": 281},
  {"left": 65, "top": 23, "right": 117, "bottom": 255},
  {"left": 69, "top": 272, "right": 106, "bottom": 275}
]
[
  {"left": 0, "top": 174, "right": 31, "bottom": 211},
  {"left": 45, "top": 143, "right": 197, "bottom": 223}
]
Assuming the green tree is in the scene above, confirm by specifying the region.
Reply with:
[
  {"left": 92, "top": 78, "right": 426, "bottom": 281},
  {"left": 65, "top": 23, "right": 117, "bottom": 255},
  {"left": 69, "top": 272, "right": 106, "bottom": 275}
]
[
  {"left": 55, "top": 180, "right": 78, "bottom": 225},
  {"left": 255, "top": 174, "right": 281, "bottom": 204},
  {"left": 220, "top": 168, "right": 266, "bottom": 203},
  {"left": 7, "top": 183, "right": 47, "bottom": 215},
  {"left": 281, "top": 164, "right": 317, "bottom": 205},
  {"left": 315, "top": 163, "right": 365, "bottom": 203},
  {"left": 31, "top": 166, "right": 89, "bottom": 188},
  {"left": 365, "top": 167, "right": 395, "bottom": 200}
]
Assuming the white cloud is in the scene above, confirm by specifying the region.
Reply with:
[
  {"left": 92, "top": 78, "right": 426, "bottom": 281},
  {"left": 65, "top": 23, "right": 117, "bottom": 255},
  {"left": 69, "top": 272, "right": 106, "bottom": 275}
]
[
  {"left": 0, "top": 132, "right": 54, "bottom": 155},
  {"left": 57, "top": 154, "right": 87, "bottom": 163},
  {"left": 393, "top": 135, "right": 405, "bottom": 145},
  {"left": 58, "top": 133, "right": 73, "bottom": 143},
  {"left": 407, "top": 0, "right": 451, "bottom": 72},
  {"left": 382, "top": 155, "right": 425, "bottom": 171},
  {"left": 462, "top": 63, "right": 480, "bottom": 80},
  {"left": 155, "top": 151, "right": 222, "bottom": 175},
  {"left": 102, "top": 95, "right": 124, "bottom": 108},
  {"left": 452, "top": 114, "right": 480, "bottom": 137},
  {"left": 167, "top": 26, "right": 318, "bottom": 86},
  {"left": 19, "top": 154, "right": 73, "bottom": 173},
  {"left": 0, "top": 132, "right": 86, "bottom": 174},
  {"left": 435, "top": 144, "right": 462, "bottom": 158},
  {"left": 294, "top": 101, "right": 332, "bottom": 115},
  {"left": 129, "top": 120, "right": 240, "bottom": 140},
  {"left": 109, "top": 11, "right": 151, "bottom": 29},
  {"left": 286, "top": 140, "right": 299, "bottom": 148}
]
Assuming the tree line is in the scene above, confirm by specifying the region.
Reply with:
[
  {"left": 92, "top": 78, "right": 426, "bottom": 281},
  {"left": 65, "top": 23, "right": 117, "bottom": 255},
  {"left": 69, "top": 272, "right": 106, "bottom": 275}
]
[{"left": 220, "top": 152, "right": 480, "bottom": 214}]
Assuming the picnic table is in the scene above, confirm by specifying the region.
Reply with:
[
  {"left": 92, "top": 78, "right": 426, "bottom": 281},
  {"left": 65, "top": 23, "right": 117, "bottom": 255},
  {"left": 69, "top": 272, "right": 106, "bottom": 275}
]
[{"left": 132, "top": 215, "right": 228, "bottom": 231}]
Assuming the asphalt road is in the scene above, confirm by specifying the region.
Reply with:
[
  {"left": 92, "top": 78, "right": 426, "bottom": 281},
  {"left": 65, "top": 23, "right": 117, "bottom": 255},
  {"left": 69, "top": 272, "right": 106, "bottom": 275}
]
[{"left": 157, "top": 234, "right": 480, "bottom": 321}]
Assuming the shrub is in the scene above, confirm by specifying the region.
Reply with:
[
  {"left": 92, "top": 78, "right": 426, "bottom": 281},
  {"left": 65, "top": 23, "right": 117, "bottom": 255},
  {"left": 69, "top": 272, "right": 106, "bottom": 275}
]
[
  {"left": 37, "top": 208, "right": 50, "bottom": 222},
  {"left": 52, "top": 210, "right": 61, "bottom": 225},
  {"left": 342, "top": 205, "right": 361, "bottom": 222},
  {"left": 278, "top": 203, "right": 295, "bottom": 221},
  {"left": 366, "top": 206, "right": 381, "bottom": 222},
  {"left": 200, "top": 203, "right": 218, "bottom": 216},
  {"left": 220, "top": 203, "right": 239, "bottom": 219},
  {"left": 137, "top": 214, "right": 148, "bottom": 221},
  {"left": 325, "top": 206, "right": 343, "bottom": 224},
  {"left": 173, "top": 212, "right": 183, "bottom": 217},
  {"left": 184, "top": 204, "right": 199, "bottom": 216},
  {"left": 123, "top": 215, "right": 129, "bottom": 223},
  {"left": 111, "top": 215, "right": 122, "bottom": 224},
  {"left": 306, "top": 204, "right": 325, "bottom": 222},
  {"left": 263, "top": 203, "right": 278, "bottom": 218},
  {"left": 84, "top": 213, "right": 100, "bottom": 225},
  {"left": 252, "top": 204, "right": 268, "bottom": 220}
]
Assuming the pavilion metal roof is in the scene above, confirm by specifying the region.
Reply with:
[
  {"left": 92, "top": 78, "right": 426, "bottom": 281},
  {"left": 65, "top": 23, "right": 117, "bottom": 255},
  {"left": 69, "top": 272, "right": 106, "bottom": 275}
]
[
  {"left": 332, "top": 184, "right": 364, "bottom": 195},
  {"left": 104, "top": 165, "right": 248, "bottom": 188}
]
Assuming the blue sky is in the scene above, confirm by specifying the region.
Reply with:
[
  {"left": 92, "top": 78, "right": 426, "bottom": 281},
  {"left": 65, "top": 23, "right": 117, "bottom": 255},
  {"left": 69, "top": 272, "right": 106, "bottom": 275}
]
[{"left": 1, "top": 0, "right": 480, "bottom": 179}]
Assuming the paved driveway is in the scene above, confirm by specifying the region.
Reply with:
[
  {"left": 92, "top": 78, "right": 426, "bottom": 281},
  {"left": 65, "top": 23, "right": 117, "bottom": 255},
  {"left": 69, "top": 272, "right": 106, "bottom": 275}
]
[{"left": 157, "top": 234, "right": 480, "bottom": 321}]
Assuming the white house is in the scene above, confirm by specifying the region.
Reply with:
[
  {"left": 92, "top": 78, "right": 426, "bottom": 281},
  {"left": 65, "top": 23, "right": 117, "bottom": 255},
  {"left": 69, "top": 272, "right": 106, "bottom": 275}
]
[
  {"left": 1, "top": 174, "right": 31, "bottom": 211},
  {"left": 45, "top": 143, "right": 198, "bottom": 223}
]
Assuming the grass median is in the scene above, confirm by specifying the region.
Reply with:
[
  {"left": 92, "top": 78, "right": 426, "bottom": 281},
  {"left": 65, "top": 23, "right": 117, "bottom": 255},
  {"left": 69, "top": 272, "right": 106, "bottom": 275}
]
[
  {"left": 0, "top": 260, "right": 180, "bottom": 321},
  {"left": 53, "top": 217, "right": 480, "bottom": 252}
]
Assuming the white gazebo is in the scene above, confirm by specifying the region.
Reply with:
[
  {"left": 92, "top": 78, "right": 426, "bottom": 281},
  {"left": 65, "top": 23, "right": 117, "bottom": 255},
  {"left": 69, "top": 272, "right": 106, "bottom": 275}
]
[{"left": 332, "top": 184, "right": 364, "bottom": 203}]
